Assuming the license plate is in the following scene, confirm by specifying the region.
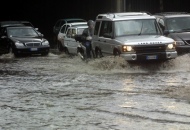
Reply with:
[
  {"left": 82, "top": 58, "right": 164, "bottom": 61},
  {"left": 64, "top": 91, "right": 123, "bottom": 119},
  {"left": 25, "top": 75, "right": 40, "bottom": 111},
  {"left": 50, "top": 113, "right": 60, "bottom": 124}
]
[
  {"left": 30, "top": 48, "right": 38, "bottom": 51},
  {"left": 146, "top": 55, "right": 157, "bottom": 60}
]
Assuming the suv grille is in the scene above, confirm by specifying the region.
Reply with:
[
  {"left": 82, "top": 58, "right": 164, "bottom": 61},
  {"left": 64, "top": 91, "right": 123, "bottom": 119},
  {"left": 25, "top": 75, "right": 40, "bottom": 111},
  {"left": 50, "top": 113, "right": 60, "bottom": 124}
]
[
  {"left": 133, "top": 45, "right": 166, "bottom": 53},
  {"left": 25, "top": 42, "right": 41, "bottom": 47}
]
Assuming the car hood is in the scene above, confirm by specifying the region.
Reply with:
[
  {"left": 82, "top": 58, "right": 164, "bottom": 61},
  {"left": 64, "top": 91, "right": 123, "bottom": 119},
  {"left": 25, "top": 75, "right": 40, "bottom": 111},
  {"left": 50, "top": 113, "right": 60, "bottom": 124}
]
[
  {"left": 168, "top": 32, "right": 190, "bottom": 41},
  {"left": 115, "top": 35, "right": 174, "bottom": 45},
  {"left": 10, "top": 37, "right": 44, "bottom": 43}
]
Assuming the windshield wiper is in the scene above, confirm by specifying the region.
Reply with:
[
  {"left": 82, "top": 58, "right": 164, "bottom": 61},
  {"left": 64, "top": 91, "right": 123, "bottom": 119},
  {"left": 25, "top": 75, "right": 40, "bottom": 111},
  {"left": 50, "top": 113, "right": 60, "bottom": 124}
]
[
  {"left": 181, "top": 28, "right": 190, "bottom": 31},
  {"left": 138, "top": 22, "right": 143, "bottom": 35}
]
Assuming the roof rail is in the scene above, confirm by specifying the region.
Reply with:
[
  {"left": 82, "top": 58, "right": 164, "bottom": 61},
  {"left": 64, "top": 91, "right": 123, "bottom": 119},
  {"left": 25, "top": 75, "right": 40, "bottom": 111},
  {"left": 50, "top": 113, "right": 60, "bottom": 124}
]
[
  {"left": 96, "top": 12, "right": 150, "bottom": 20},
  {"left": 140, "top": 11, "right": 152, "bottom": 15},
  {"left": 154, "top": 12, "right": 189, "bottom": 16}
]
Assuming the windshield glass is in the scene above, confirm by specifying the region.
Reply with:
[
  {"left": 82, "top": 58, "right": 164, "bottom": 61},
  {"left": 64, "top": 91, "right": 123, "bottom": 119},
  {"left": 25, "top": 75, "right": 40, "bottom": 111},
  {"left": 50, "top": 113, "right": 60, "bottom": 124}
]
[
  {"left": 115, "top": 19, "right": 161, "bottom": 36},
  {"left": 166, "top": 17, "right": 190, "bottom": 31},
  {"left": 7, "top": 27, "right": 38, "bottom": 37},
  {"left": 77, "top": 28, "right": 86, "bottom": 35}
]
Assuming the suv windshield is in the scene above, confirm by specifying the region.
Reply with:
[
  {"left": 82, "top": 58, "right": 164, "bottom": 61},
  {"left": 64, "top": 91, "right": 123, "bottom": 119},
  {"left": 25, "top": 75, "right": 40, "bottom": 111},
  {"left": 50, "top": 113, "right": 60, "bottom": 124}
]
[
  {"left": 115, "top": 19, "right": 161, "bottom": 36},
  {"left": 166, "top": 17, "right": 190, "bottom": 31}
]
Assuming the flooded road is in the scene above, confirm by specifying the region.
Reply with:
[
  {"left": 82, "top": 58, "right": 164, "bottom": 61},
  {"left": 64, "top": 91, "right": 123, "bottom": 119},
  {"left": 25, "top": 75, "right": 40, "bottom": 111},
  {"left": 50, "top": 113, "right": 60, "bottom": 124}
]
[{"left": 0, "top": 52, "right": 190, "bottom": 130}]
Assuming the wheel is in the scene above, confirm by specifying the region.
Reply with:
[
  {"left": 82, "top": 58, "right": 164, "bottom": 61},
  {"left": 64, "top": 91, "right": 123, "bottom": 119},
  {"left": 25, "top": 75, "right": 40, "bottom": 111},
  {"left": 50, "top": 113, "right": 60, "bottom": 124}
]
[
  {"left": 57, "top": 41, "right": 64, "bottom": 52},
  {"left": 64, "top": 47, "right": 70, "bottom": 55},
  {"left": 113, "top": 48, "right": 120, "bottom": 57},
  {"left": 8, "top": 47, "right": 13, "bottom": 54},
  {"left": 9, "top": 47, "right": 21, "bottom": 57},
  {"left": 95, "top": 47, "right": 103, "bottom": 58}
]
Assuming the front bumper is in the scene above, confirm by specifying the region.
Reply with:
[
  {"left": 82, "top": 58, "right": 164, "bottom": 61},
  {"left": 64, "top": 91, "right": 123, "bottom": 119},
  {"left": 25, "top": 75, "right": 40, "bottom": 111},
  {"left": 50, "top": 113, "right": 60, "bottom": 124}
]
[
  {"left": 14, "top": 46, "right": 50, "bottom": 54},
  {"left": 120, "top": 51, "right": 178, "bottom": 61}
]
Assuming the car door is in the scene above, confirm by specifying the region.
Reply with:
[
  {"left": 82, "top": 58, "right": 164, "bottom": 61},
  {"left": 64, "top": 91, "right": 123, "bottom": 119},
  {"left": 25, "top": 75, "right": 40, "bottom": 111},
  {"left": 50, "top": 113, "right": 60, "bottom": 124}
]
[
  {"left": 58, "top": 24, "right": 66, "bottom": 45},
  {"left": 64, "top": 28, "right": 72, "bottom": 52},
  {"left": 65, "top": 28, "right": 78, "bottom": 54},
  {"left": 98, "top": 21, "right": 114, "bottom": 55},
  {"left": 69, "top": 28, "right": 79, "bottom": 54}
]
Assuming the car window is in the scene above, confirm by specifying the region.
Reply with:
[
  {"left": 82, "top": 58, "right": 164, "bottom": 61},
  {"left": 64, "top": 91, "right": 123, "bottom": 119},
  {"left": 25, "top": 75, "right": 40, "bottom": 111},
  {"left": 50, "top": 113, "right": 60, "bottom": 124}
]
[
  {"left": 65, "top": 25, "right": 71, "bottom": 33},
  {"left": 99, "top": 21, "right": 113, "bottom": 38},
  {"left": 66, "top": 28, "right": 72, "bottom": 37},
  {"left": 60, "top": 25, "right": 66, "bottom": 33},
  {"left": 166, "top": 17, "right": 190, "bottom": 31},
  {"left": 77, "top": 28, "right": 85, "bottom": 35}
]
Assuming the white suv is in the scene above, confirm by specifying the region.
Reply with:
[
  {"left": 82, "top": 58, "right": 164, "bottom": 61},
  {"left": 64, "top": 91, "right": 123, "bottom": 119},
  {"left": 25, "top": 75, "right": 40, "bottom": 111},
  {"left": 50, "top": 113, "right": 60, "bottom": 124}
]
[{"left": 91, "top": 12, "right": 178, "bottom": 61}]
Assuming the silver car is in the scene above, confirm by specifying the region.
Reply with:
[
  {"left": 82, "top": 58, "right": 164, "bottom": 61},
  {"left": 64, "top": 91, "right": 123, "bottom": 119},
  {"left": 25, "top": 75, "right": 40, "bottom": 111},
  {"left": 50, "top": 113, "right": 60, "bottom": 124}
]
[
  {"left": 91, "top": 12, "right": 178, "bottom": 61},
  {"left": 63, "top": 25, "right": 88, "bottom": 58},
  {"left": 57, "top": 22, "right": 87, "bottom": 52}
]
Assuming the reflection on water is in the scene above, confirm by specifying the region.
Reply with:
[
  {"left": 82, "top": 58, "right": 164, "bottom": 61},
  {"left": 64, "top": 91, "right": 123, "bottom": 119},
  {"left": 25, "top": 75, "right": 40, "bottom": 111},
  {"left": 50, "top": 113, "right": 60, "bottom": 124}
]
[{"left": 0, "top": 52, "right": 190, "bottom": 130}]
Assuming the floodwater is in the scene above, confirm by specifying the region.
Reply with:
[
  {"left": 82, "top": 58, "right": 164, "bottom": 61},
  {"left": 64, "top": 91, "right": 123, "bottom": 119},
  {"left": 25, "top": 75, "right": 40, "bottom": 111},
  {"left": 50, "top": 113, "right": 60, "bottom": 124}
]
[{"left": 0, "top": 52, "right": 190, "bottom": 130}]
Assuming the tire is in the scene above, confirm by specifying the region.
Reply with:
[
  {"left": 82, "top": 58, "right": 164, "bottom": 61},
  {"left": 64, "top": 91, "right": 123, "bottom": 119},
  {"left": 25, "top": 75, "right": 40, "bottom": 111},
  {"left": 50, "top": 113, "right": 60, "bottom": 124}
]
[
  {"left": 65, "top": 47, "right": 69, "bottom": 55},
  {"left": 57, "top": 41, "right": 64, "bottom": 52},
  {"left": 95, "top": 47, "right": 103, "bottom": 58},
  {"left": 113, "top": 48, "right": 120, "bottom": 57},
  {"left": 9, "top": 47, "right": 20, "bottom": 57}
]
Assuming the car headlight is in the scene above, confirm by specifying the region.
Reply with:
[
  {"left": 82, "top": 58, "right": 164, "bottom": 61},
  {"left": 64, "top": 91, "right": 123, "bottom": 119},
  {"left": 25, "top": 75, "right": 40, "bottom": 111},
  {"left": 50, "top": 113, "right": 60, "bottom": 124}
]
[
  {"left": 167, "top": 42, "right": 175, "bottom": 49},
  {"left": 122, "top": 45, "right": 134, "bottom": 52},
  {"left": 15, "top": 41, "right": 24, "bottom": 47},
  {"left": 42, "top": 40, "right": 49, "bottom": 46}
]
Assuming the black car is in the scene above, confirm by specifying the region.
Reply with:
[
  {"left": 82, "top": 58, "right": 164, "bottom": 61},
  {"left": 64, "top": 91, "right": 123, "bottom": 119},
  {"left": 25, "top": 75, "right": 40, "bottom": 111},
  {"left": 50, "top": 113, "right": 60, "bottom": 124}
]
[
  {"left": 0, "top": 21, "right": 24, "bottom": 28},
  {"left": 154, "top": 12, "right": 190, "bottom": 54},
  {"left": 0, "top": 26, "right": 50, "bottom": 56}
]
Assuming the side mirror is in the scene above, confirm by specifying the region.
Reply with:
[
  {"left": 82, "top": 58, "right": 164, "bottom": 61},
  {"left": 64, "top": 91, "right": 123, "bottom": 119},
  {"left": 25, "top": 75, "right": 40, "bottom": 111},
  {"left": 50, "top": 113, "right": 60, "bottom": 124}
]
[
  {"left": 39, "top": 33, "right": 44, "bottom": 37},
  {"left": 35, "top": 28, "right": 39, "bottom": 31}
]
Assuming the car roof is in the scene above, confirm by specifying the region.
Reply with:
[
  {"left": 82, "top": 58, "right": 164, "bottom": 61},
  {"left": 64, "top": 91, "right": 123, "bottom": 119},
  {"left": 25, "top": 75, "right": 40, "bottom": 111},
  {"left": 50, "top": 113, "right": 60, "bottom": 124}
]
[
  {"left": 61, "top": 22, "right": 87, "bottom": 28},
  {"left": 96, "top": 12, "right": 155, "bottom": 21},
  {"left": 0, "top": 21, "right": 23, "bottom": 26},
  {"left": 154, "top": 12, "right": 190, "bottom": 18},
  {"left": 7, "top": 26, "right": 33, "bottom": 29}
]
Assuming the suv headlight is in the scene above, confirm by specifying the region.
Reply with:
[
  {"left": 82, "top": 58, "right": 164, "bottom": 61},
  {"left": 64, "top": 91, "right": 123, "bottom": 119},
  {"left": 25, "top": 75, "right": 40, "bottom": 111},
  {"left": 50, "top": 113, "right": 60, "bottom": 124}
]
[
  {"left": 15, "top": 41, "right": 24, "bottom": 47},
  {"left": 167, "top": 42, "right": 176, "bottom": 49},
  {"left": 42, "top": 40, "right": 49, "bottom": 46},
  {"left": 122, "top": 45, "right": 134, "bottom": 52}
]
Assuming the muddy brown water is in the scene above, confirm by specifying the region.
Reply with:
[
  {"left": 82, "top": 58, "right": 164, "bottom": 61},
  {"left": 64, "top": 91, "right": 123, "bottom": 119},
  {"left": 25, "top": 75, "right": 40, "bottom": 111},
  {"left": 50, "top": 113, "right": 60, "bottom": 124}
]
[{"left": 0, "top": 52, "right": 190, "bottom": 130}]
